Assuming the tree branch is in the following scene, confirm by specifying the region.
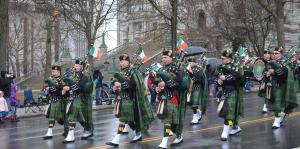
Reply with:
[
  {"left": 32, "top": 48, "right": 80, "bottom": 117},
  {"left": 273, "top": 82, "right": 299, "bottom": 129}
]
[
  {"left": 256, "top": 0, "right": 277, "bottom": 18},
  {"left": 147, "top": 0, "right": 172, "bottom": 21}
]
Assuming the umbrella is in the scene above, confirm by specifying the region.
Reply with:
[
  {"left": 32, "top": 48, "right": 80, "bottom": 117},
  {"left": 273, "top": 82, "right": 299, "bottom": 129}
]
[
  {"left": 184, "top": 46, "right": 207, "bottom": 56},
  {"left": 206, "top": 57, "right": 222, "bottom": 76},
  {"left": 93, "top": 63, "right": 105, "bottom": 70}
]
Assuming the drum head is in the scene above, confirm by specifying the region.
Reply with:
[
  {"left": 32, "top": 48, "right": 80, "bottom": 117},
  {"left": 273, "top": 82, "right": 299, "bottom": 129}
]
[{"left": 253, "top": 58, "right": 265, "bottom": 79}]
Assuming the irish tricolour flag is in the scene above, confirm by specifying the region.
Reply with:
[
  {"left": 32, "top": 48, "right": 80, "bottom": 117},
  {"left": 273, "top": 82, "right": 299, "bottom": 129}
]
[
  {"left": 138, "top": 48, "right": 148, "bottom": 62},
  {"left": 89, "top": 47, "right": 100, "bottom": 59},
  {"left": 177, "top": 37, "right": 188, "bottom": 52},
  {"left": 238, "top": 46, "right": 249, "bottom": 65}
]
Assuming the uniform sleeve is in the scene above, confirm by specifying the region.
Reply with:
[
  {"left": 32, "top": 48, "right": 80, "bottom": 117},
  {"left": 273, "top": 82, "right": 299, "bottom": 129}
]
[
  {"left": 189, "top": 69, "right": 204, "bottom": 83},
  {"left": 274, "top": 67, "right": 288, "bottom": 78},
  {"left": 222, "top": 69, "right": 242, "bottom": 85}
]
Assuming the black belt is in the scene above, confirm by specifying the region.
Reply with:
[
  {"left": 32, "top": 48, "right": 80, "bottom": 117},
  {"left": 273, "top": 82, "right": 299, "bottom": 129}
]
[{"left": 49, "top": 96, "right": 61, "bottom": 103}]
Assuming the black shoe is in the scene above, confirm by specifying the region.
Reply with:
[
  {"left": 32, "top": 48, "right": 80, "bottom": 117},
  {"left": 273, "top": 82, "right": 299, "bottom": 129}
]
[
  {"left": 81, "top": 133, "right": 93, "bottom": 140},
  {"left": 170, "top": 138, "right": 183, "bottom": 146},
  {"left": 62, "top": 132, "right": 67, "bottom": 137},
  {"left": 63, "top": 140, "right": 75, "bottom": 144},
  {"left": 106, "top": 142, "right": 119, "bottom": 147},
  {"left": 43, "top": 136, "right": 53, "bottom": 140},
  {"left": 130, "top": 137, "right": 142, "bottom": 143},
  {"left": 190, "top": 122, "right": 199, "bottom": 125},
  {"left": 221, "top": 137, "right": 227, "bottom": 141},
  {"left": 121, "top": 132, "right": 129, "bottom": 135},
  {"left": 199, "top": 117, "right": 202, "bottom": 122},
  {"left": 261, "top": 110, "right": 267, "bottom": 114}
]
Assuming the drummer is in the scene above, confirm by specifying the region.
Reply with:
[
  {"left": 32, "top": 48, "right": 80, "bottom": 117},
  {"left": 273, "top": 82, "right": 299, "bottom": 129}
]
[{"left": 259, "top": 49, "right": 271, "bottom": 113}]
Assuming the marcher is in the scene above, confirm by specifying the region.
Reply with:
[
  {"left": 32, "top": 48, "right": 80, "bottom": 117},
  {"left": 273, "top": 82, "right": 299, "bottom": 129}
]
[
  {"left": 153, "top": 50, "right": 186, "bottom": 148},
  {"left": 186, "top": 58, "right": 208, "bottom": 125},
  {"left": 43, "top": 64, "right": 66, "bottom": 140},
  {"left": 216, "top": 48, "right": 245, "bottom": 141},
  {"left": 62, "top": 59, "right": 93, "bottom": 143},
  {"left": 106, "top": 54, "right": 154, "bottom": 147},
  {"left": 266, "top": 47, "right": 298, "bottom": 129}
]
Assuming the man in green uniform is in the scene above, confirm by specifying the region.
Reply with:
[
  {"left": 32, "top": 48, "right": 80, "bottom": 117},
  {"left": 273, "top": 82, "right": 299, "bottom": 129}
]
[
  {"left": 186, "top": 58, "right": 208, "bottom": 125},
  {"left": 289, "top": 52, "right": 300, "bottom": 91},
  {"left": 80, "top": 62, "right": 94, "bottom": 140},
  {"left": 266, "top": 47, "right": 298, "bottom": 129},
  {"left": 106, "top": 54, "right": 154, "bottom": 147},
  {"left": 62, "top": 59, "right": 92, "bottom": 143},
  {"left": 216, "top": 49, "right": 245, "bottom": 141},
  {"left": 43, "top": 64, "right": 66, "bottom": 139},
  {"left": 154, "top": 50, "right": 186, "bottom": 148}
]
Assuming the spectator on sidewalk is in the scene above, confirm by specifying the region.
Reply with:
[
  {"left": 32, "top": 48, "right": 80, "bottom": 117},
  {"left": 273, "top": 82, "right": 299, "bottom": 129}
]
[
  {"left": 0, "top": 70, "right": 17, "bottom": 122},
  {"left": 93, "top": 70, "right": 103, "bottom": 105},
  {"left": 10, "top": 82, "right": 20, "bottom": 122},
  {"left": 0, "top": 91, "right": 9, "bottom": 124}
]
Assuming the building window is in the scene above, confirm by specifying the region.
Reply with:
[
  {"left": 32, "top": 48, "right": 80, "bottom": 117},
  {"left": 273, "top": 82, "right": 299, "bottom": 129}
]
[
  {"left": 153, "top": 22, "right": 157, "bottom": 30},
  {"left": 198, "top": 9, "right": 206, "bottom": 29},
  {"left": 133, "top": 22, "right": 142, "bottom": 33}
]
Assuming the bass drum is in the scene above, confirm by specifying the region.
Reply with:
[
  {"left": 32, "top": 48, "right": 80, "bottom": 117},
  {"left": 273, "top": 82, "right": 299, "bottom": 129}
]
[{"left": 252, "top": 58, "right": 266, "bottom": 80}]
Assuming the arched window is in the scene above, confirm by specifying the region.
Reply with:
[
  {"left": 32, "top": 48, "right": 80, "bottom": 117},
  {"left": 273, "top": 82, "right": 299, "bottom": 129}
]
[{"left": 198, "top": 9, "right": 206, "bottom": 29}]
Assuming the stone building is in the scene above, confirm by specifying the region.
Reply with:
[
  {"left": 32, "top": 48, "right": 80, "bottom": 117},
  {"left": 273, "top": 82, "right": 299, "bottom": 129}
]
[{"left": 117, "top": 0, "right": 300, "bottom": 56}]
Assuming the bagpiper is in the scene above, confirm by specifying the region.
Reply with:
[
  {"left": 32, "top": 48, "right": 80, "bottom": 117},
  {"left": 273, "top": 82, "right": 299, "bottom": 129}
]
[
  {"left": 80, "top": 61, "right": 94, "bottom": 140},
  {"left": 289, "top": 51, "right": 300, "bottom": 91},
  {"left": 216, "top": 48, "right": 245, "bottom": 141},
  {"left": 106, "top": 54, "right": 154, "bottom": 147},
  {"left": 266, "top": 47, "right": 298, "bottom": 129},
  {"left": 154, "top": 50, "right": 187, "bottom": 148},
  {"left": 185, "top": 57, "right": 208, "bottom": 125},
  {"left": 43, "top": 64, "right": 67, "bottom": 140},
  {"left": 62, "top": 59, "right": 93, "bottom": 143}
]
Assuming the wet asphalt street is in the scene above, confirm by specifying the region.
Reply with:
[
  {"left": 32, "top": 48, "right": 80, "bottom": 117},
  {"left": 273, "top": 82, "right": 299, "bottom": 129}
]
[{"left": 1, "top": 92, "right": 300, "bottom": 149}]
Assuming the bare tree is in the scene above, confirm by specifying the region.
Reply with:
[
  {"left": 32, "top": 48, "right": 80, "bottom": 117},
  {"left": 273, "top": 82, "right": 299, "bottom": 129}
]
[
  {"left": 0, "top": 0, "right": 9, "bottom": 71},
  {"left": 211, "top": 0, "right": 273, "bottom": 56},
  {"left": 60, "top": 0, "right": 115, "bottom": 67},
  {"left": 147, "top": 0, "right": 178, "bottom": 51},
  {"left": 256, "top": 0, "right": 300, "bottom": 48},
  {"left": 9, "top": 2, "right": 48, "bottom": 77}
]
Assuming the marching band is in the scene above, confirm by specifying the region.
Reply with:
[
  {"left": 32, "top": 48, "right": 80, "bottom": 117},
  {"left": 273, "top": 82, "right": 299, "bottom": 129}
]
[{"left": 41, "top": 45, "right": 298, "bottom": 148}]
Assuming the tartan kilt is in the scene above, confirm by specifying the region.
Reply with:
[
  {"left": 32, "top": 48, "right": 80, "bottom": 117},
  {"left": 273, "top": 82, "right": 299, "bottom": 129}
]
[
  {"left": 225, "top": 91, "right": 243, "bottom": 120},
  {"left": 190, "top": 88, "right": 202, "bottom": 107},
  {"left": 48, "top": 100, "right": 64, "bottom": 119},
  {"left": 297, "top": 80, "right": 300, "bottom": 92},
  {"left": 67, "top": 97, "right": 85, "bottom": 123},
  {"left": 119, "top": 99, "right": 134, "bottom": 123},
  {"left": 267, "top": 85, "right": 284, "bottom": 112},
  {"left": 159, "top": 98, "right": 179, "bottom": 125}
]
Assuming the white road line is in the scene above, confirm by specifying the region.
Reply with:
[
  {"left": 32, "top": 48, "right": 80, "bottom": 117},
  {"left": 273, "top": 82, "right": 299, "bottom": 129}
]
[
  {"left": 14, "top": 130, "right": 81, "bottom": 141},
  {"left": 0, "top": 126, "right": 31, "bottom": 131}
]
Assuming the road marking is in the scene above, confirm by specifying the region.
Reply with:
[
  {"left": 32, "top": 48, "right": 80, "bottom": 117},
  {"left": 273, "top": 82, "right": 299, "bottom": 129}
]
[
  {"left": 0, "top": 126, "right": 31, "bottom": 131},
  {"left": 14, "top": 130, "right": 81, "bottom": 141},
  {"left": 87, "top": 111, "right": 300, "bottom": 149}
]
